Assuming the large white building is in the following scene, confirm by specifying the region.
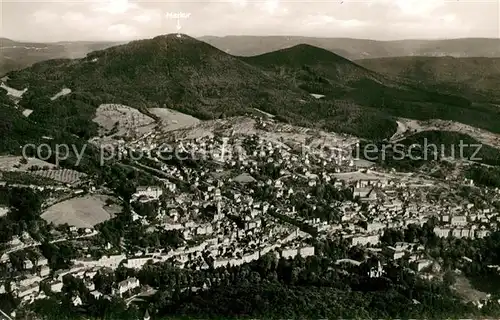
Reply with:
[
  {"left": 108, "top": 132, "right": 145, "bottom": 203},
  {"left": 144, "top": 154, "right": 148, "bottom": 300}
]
[
  {"left": 113, "top": 277, "right": 140, "bottom": 297},
  {"left": 450, "top": 216, "right": 467, "bottom": 226},
  {"left": 74, "top": 254, "right": 126, "bottom": 269},
  {"left": 349, "top": 234, "right": 380, "bottom": 246},
  {"left": 132, "top": 186, "right": 163, "bottom": 201}
]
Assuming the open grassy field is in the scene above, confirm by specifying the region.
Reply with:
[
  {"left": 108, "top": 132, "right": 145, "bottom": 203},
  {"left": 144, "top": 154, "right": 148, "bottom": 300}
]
[
  {"left": 50, "top": 88, "right": 71, "bottom": 101},
  {"left": 391, "top": 118, "right": 500, "bottom": 150},
  {"left": 451, "top": 272, "right": 489, "bottom": 303},
  {"left": 0, "top": 155, "right": 56, "bottom": 171},
  {"left": 0, "top": 81, "right": 26, "bottom": 98},
  {"left": 149, "top": 107, "right": 200, "bottom": 132},
  {"left": 93, "top": 103, "right": 156, "bottom": 137},
  {"left": 41, "top": 194, "right": 121, "bottom": 228},
  {"left": 0, "top": 171, "right": 60, "bottom": 186}
]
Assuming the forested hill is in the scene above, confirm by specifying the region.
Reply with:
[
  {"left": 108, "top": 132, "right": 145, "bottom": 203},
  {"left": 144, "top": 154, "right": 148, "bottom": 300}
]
[{"left": 1, "top": 33, "right": 500, "bottom": 152}]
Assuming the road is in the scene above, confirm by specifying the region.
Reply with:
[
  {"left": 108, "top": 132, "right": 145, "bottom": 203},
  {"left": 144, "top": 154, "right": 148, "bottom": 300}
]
[
  {"left": 0, "top": 308, "right": 12, "bottom": 320},
  {"left": 125, "top": 288, "right": 157, "bottom": 306},
  {"left": 2, "top": 231, "right": 98, "bottom": 255}
]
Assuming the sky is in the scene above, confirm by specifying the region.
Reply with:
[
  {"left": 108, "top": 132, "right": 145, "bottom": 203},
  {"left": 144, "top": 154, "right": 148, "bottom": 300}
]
[{"left": 0, "top": 0, "right": 499, "bottom": 42}]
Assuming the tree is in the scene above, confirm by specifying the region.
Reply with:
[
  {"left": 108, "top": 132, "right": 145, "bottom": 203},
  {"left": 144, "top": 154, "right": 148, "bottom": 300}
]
[{"left": 94, "top": 270, "right": 116, "bottom": 294}]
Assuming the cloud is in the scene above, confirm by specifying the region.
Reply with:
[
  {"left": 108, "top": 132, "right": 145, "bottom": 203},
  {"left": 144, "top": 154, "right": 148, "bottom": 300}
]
[
  {"left": 441, "top": 14, "right": 456, "bottom": 24},
  {"left": 32, "top": 10, "right": 58, "bottom": 23},
  {"left": 230, "top": 0, "right": 248, "bottom": 8},
  {"left": 108, "top": 24, "right": 137, "bottom": 38},
  {"left": 303, "top": 14, "right": 370, "bottom": 28},
  {"left": 4, "top": 0, "right": 499, "bottom": 41},
  {"left": 133, "top": 13, "right": 152, "bottom": 23},
  {"left": 394, "top": 0, "right": 445, "bottom": 16},
  {"left": 340, "top": 19, "right": 369, "bottom": 28},
  {"left": 257, "top": 0, "right": 289, "bottom": 16},
  {"left": 62, "top": 12, "right": 86, "bottom": 22},
  {"left": 92, "top": 0, "right": 138, "bottom": 15}
]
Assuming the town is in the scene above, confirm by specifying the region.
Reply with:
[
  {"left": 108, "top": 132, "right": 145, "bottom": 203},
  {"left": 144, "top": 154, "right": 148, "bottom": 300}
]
[{"left": 1, "top": 115, "right": 500, "bottom": 318}]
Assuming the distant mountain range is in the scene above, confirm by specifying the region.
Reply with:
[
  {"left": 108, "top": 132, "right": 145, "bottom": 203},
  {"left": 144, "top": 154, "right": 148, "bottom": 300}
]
[
  {"left": 0, "top": 37, "right": 122, "bottom": 76},
  {"left": 2, "top": 33, "right": 500, "bottom": 157},
  {"left": 2, "top": 36, "right": 500, "bottom": 76},
  {"left": 199, "top": 36, "right": 500, "bottom": 59},
  {"left": 355, "top": 56, "right": 500, "bottom": 100}
]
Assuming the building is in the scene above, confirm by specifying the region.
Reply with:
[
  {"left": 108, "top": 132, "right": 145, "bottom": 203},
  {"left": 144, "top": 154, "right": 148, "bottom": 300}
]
[
  {"left": 74, "top": 254, "right": 125, "bottom": 269},
  {"left": 113, "top": 277, "right": 140, "bottom": 297},
  {"left": 17, "top": 283, "right": 39, "bottom": 299},
  {"left": 23, "top": 259, "right": 34, "bottom": 270},
  {"left": 50, "top": 281, "right": 63, "bottom": 293},
  {"left": 125, "top": 257, "right": 154, "bottom": 270},
  {"left": 476, "top": 229, "right": 490, "bottom": 239},
  {"left": 353, "top": 188, "right": 377, "bottom": 202},
  {"left": 384, "top": 243, "right": 411, "bottom": 260},
  {"left": 450, "top": 216, "right": 467, "bottom": 226},
  {"left": 133, "top": 186, "right": 163, "bottom": 201},
  {"left": 36, "top": 257, "right": 48, "bottom": 267},
  {"left": 39, "top": 265, "right": 50, "bottom": 277},
  {"left": 368, "top": 261, "right": 384, "bottom": 278},
  {"left": 19, "top": 274, "right": 40, "bottom": 285},
  {"left": 349, "top": 234, "right": 380, "bottom": 246},
  {"left": 433, "top": 227, "right": 450, "bottom": 238},
  {"left": 277, "top": 248, "right": 296, "bottom": 259},
  {"left": 365, "top": 221, "right": 385, "bottom": 233},
  {"left": 299, "top": 246, "right": 315, "bottom": 258},
  {"left": 412, "top": 259, "right": 433, "bottom": 272}
]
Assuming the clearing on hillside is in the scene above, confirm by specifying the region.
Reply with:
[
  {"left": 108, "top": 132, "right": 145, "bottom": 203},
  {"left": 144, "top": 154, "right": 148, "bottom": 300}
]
[
  {"left": 92, "top": 103, "right": 156, "bottom": 138},
  {"left": 451, "top": 272, "right": 489, "bottom": 303},
  {"left": 31, "top": 168, "right": 86, "bottom": 185},
  {"left": 149, "top": 108, "right": 200, "bottom": 132},
  {"left": 0, "top": 156, "right": 56, "bottom": 171},
  {"left": 0, "top": 82, "right": 26, "bottom": 98},
  {"left": 41, "top": 194, "right": 121, "bottom": 228},
  {"left": 50, "top": 88, "right": 72, "bottom": 101},
  {"left": 0, "top": 156, "right": 85, "bottom": 185},
  {"left": 391, "top": 118, "right": 500, "bottom": 149}
]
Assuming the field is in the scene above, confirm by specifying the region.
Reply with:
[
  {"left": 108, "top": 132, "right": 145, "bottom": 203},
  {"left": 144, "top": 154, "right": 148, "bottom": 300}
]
[
  {"left": 149, "top": 108, "right": 200, "bottom": 132},
  {"left": 41, "top": 194, "right": 121, "bottom": 228},
  {"left": 92, "top": 103, "right": 156, "bottom": 137},
  {"left": 451, "top": 272, "right": 489, "bottom": 303},
  {"left": 0, "top": 81, "right": 26, "bottom": 98},
  {"left": 0, "top": 171, "right": 60, "bottom": 186},
  {"left": 0, "top": 156, "right": 56, "bottom": 171},
  {"left": 391, "top": 118, "right": 500, "bottom": 149},
  {"left": 31, "top": 168, "right": 86, "bottom": 185},
  {"left": 50, "top": 88, "right": 71, "bottom": 101},
  {"left": 0, "top": 156, "right": 85, "bottom": 185}
]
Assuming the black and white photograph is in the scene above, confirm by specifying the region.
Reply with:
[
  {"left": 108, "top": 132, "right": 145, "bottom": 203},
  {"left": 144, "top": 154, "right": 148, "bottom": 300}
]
[{"left": 0, "top": 0, "right": 500, "bottom": 319}]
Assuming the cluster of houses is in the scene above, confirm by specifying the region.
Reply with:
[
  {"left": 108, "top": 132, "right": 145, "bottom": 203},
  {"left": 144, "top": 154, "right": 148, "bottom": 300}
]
[
  {"left": 1, "top": 117, "right": 500, "bottom": 313},
  {"left": 433, "top": 208, "right": 494, "bottom": 239}
]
